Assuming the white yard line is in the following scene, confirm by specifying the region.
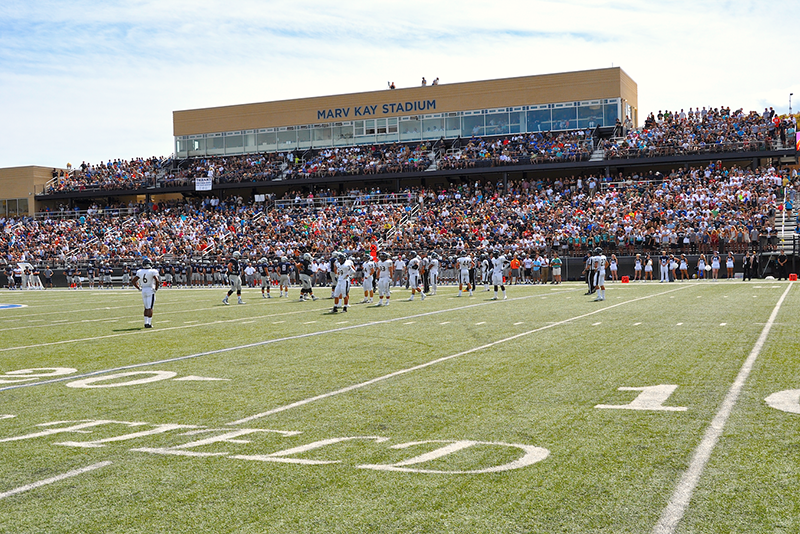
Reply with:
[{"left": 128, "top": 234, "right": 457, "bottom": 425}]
[
  {"left": 0, "top": 293, "right": 569, "bottom": 391},
  {"left": 0, "top": 305, "right": 350, "bottom": 353},
  {"left": 652, "top": 282, "right": 793, "bottom": 534},
  {"left": 228, "top": 285, "right": 689, "bottom": 426},
  {"left": 0, "top": 461, "right": 112, "bottom": 500}
]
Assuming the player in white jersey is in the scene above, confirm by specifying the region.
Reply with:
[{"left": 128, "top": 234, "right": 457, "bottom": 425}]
[
  {"left": 591, "top": 247, "right": 608, "bottom": 301},
  {"left": 476, "top": 256, "right": 492, "bottom": 291},
  {"left": 428, "top": 253, "right": 440, "bottom": 295},
  {"left": 132, "top": 257, "right": 160, "bottom": 329},
  {"left": 332, "top": 252, "right": 355, "bottom": 313},
  {"left": 360, "top": 256, "right": 376, "bottom": 304},
  {"left": 490, "top": 251, "right": 508, "bottom": 300},
  {"left": 375, "top": 251, "right": 394, "bottom": 306},
  {"left": 457, "top": 251, "right": 474, "bottom": 297},
  {"left": 405, "top": 251, "right": 426, "bottom": 301}
]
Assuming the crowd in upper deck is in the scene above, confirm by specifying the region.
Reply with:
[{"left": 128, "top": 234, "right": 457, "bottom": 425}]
[{"left": 41, "top": 105, "right": 796, "bottom": 195}]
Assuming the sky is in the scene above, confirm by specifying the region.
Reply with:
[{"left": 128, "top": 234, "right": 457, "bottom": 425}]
[{"left": 1, "top": 0, "right": 798, "bottom": 169}]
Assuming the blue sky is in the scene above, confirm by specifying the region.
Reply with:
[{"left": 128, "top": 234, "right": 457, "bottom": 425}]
[{"left": 1, "top": 0, "right": 797, "bottom": 168}]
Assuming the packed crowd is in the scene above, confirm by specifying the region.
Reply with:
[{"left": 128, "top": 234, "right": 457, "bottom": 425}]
[
  {"left": 7, "top": 163, "right": 799, "bottom": 276},
  {"left": 47, "top": 157, "right": 171, "bottom": 192},
  {"left": 602, "top": 106, "right": 796, "bottom": 159},
  {"left": 438, "top": 130, "right": 592, "bottom": 170},
  {"left": 40, "top": 106, "right": 796, "bottom": 195}
]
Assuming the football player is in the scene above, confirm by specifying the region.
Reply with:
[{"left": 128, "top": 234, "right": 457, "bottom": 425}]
[
  {"left": 132, "top": 257, "right": 160, "bottom": 328},
  {"left": 278, "top": 256, "right": 292, "bottom": 297},
  {"left": 258, "top": 258, "right": 272, "bottom": 298},
  {"left": 480, "top": 254, "right": 491, "bottom": 291},
  {"left": 405, "top": 251, "right": 426, "bottom": 301},
  {"left": 332, "top": 252, "right": 355, "bottom": 313},
  {"left": 490, "top": 250, "right": 508, "bottom": 300},
  {"left": 591, "top": 247, "right": 608, "bottom": 302},
  {"left": 222, "top": 251, "right": 245, "bottom": 305},
  {"left": 297, "top": 253, "right": 318, "bottom": 301},
  {"left": 457, "top": 250, "right": 474, "bottom": 297},
  {"left": 428, "top": 252, "right": 440, "bottom": 295},
  {"left": 360, "top": 255, "right": 376, "bottom": 304},
  {"left": 376, "top": 251, "right": 393, "bottom": 306}
]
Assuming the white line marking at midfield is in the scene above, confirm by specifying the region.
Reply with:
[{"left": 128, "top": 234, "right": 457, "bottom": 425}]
[
  {"left": 0, "top": 461, "right": 112, "bottom": 500},
  {"left": 228, "top": 285, "right": 689, "bottom": 426},
  {"left": 652, "top": 282, "right": 793, "bottom": 534}
]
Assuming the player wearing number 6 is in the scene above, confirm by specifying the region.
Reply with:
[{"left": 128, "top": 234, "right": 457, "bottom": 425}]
[{"left": 132, "top": 257, "right": 160, "bottom": 329}]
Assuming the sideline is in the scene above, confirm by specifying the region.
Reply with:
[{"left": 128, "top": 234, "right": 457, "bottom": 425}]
[
  {"left": 652, "top": 282, "right": 793, "bottom": 534},
  {"left": 0, "top": 291, "right": 580, "bottom": 391},
  {"left": 227, "top": 285, "right": 689, "bottom": 425},
  {"left": 0, "top": 461, "right": 112, "bottom": 500}
]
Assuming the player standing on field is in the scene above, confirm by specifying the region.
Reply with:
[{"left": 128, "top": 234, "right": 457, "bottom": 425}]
[
  {"left": 490, "top": 250, "right": 508, "bottom": 300},
  {"left": 297, "top": 253, "right": 319, "bottom": 301},
  {"left": 375, "top": 251, "right": 393, "bottom": 306},
  {"left": 132, "top": 257, "right": 160, "bottom": 329},
  {"left": 457, "top": 250, "right": 474, "bottom": 297},
  {"left": 222, "top": 251, "right": 245, "bottom": 305},
  {"left": 360, "top": 255, "right": 376, "bottom": 304},
  {"left": 332, "top": 252, "right": 355, "bottom": 313},
  {"left": 591, "top": 247, "right": 608, "bottom": 301},
  {"left": 428, "top": 252, "right": 440, "bottom": 295},
  {"left": 406, "top": 251, "right": 426, "bottom": 301}
]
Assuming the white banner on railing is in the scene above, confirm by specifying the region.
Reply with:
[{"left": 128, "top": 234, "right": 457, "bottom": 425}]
[{"left": 195, "top": 177, "right": 212, "bottom": 191}]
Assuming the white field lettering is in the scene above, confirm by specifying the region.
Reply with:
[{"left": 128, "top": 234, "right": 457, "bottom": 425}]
[{"left": 0, "top": 418, "right": 548, "bottom": 474}]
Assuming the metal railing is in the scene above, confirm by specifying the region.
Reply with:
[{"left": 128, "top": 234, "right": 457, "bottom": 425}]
[{"left": 32, "top": 207, "right": 142, "bottom": 220}]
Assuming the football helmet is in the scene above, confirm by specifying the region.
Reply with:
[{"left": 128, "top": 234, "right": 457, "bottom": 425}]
[
  {"left": 379, "top": 251, "right": 388, "bottom": 261},
  {"left": 281, "top": 256, "right": 289, "bottom": 262},
  {"left": 594, "top": 247, "right": 603, "bottom": 255},
  {"left": 259, "top": 257, "right": 267, "bottom": 264},
  {"left": 142, "top": 257, "right": 152, "bottom": 268},
  {"left": 409, "top": 250, "right": 417, "bottom": 259},
  {"left": 303, "top": 253, "right": 312, "bottom": 261},
  {"left": 232, "top": 251, "right": 241, "bottom": 259}
]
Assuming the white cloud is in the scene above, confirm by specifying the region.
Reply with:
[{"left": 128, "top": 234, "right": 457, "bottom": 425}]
[{"left": 1, "top": 0, "right": 797, "bottom": 167}]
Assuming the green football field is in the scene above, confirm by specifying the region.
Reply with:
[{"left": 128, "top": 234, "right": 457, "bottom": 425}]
[{"left": 0, "top": 280, "right": 798, "bottom": 533}]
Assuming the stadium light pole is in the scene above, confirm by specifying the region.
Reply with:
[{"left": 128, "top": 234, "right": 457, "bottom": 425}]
[{"left": 790, "top": 93, "right": 793, "bottom": 115}]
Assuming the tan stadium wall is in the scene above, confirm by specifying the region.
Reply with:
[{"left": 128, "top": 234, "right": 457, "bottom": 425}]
[
  {"left": 174, "top": 67, "right": 638, "bottom": 136},
  {"left": 0, "top": 166, "right": 56, "bottom": 216}
]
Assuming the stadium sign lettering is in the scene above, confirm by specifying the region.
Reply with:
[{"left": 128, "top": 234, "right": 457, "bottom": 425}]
[
  {"left": 0, "top": 419, "right": 549, "bottom": 474},
  {"left": 317, "top": 100, "right": 436, "bottom": 120}
]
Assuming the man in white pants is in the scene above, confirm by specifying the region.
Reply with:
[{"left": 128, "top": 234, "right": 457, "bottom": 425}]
[
  {"left": 360, "top": 256, "right": 376, "bottom": 304},
  {"left": 375, "top": 251, "right": 393, "bottom": 306},
  {"left": 332, "top": 252, "right": 355, "bottom": 313},
  {"left": 132, "top": 257, "right": 161, "bottom": 329},
  {"left": 659, "top": 250, "right": 670, "bottom": 283},
  {"left": 591, "top": 247, "right": 608, "bottom": 302},
  {"left": 490, "top": 251, "right": 508, "bottom": 300},
  {"left": 405, "top": 251, "right": 426, "bottom": 301},
  {"left": 428, "top": 252, "right": 440, "bottom": 295}
]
